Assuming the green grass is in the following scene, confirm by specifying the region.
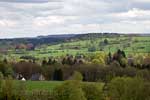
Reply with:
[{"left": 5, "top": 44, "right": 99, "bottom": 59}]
[
  {"left": 14, "top": 80, "right": 104, "bottom": 93},
  {"left": 14, "top": 81, "right": 63, "bottom": 92}
]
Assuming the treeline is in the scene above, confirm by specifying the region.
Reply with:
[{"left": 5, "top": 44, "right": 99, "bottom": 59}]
[{"left": 1, "top": 49, "right": 150, "bottom": 82}]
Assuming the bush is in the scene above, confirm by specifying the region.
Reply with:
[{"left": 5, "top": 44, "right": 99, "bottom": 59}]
[
  {"left": 28, "top": 90, "right": 52, "bottom": 100},
  {"left": 14, "top": 81, "right": 27, "bottom": 100},
  {"left": 2, "top": 77, "right": 15, "bottom": 100},
  {"left": 0, "top": 72, "right": 3, "bottom": 99},
  {"left": 0, "top": 77, "right": 28, "bottom": 100}
]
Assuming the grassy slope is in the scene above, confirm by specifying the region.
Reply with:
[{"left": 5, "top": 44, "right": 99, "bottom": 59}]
[
  {"left": 35, "top": 36, "right": 150, "bottom": 56},
  {"left": 4, "top": 36, "right": 150, "bottom": 61}
]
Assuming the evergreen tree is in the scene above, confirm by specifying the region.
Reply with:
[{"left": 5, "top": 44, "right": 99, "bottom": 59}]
[{"left": 53, "top": 69, "right": 63, "bottom": 81}]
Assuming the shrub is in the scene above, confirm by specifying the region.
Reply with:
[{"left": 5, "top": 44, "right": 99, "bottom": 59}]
[
  {"left": 28, "top": 90, "right": 52, "bottom": 100},
  {"left": 14, "top": 81, "right": 27, "bottom": 100},
  {"left": 2, "top": 77, "right": 15, "bottom": 100},
  {"left": 0, "top": 72, "right": 3, "bottom": 99}
]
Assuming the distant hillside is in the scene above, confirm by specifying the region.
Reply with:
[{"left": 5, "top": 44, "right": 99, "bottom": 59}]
[
  {"left": 0, "top": 34, "right": 77, "bottom": 47},
  {"left": 0, "top": 33, "right": 149, "bottom": 48}
]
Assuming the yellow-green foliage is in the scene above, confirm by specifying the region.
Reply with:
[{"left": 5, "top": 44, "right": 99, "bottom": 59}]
[
  {"left": 0, "top": 72, "right": 3, "bottom": 99},
  {"left": 71, "top": 71, "right": 83, "bottom": 81},
  {"left": 108, "top": 77, "right": 150, "bottom": 100},
  {"left": 82, "top": 83, "right": 104, "bottom": 100},
  {"left": 52, "top": 80, "right": 86, "bottom": 100},
  {"left": 2, "top": 77, "right": 14, "bottom": 100},
  {"left": 92, "top": 52, "right": 106, "bottom": 65}
]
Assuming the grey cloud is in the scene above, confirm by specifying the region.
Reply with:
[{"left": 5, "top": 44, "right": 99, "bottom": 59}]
[{"left": 132, "top": 2, "right": 150, "bottom": 10}]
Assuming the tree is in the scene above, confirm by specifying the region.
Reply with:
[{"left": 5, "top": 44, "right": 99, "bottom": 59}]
[
  {"left": 42, "top": 59, "right": 47, "bottom": 66},
  {"left": 92, "top": 59, "right": 101, "bottom": 65},
  {"left": 92, "top": 53, "right": 106, "bottom": 65},
  {"left": 120, "top": 58, "right": 127, "bottom": 68},
  {"left": 104, "top": 39, "right": 108, "bottom": 45},
  {"left": 47, "top": 58, "right": 53, "bottom": 65},
  {"left": 5, "top": 67, "right": 13, "bottom": 77},
  {"left": 82, "top": 83, "right": 104, "bottom": 100},
  {"left": 71, "top": 71, "right": 83, "bottom": 81},
  {"left": 3, "top": 58, "right": 8, "bottom": 64},
  {"left": 134, "top": 55, "right": 144, "bottom": 69},
  {"left": 52, "top": 80, "right": 86, "bottom": 100},
  {"left": 0, "top": 62, "right": 14, "bottom": 77},
  {"left": 53, "top": 69, "right": 63, "bottom": 81},
  {"left": 107, "top": 52, "right": 112, "bottom": 64},
  {"left": 108, "top": 77, "right": 150, "bottom": 100},
  {"left": 112, "top": 49, "right": 127, "bottom": 68}
]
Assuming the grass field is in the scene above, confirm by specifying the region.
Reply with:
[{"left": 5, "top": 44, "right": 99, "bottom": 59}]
[
  {"left": 14, "top": 80, "right": 104, "bottom": 93},
  {"left": 14, "top": 81, "right": 63, "bottom": 92}
]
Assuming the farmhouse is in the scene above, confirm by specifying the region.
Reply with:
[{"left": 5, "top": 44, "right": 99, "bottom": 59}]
[
  {"left": 30, "top": 73, "right": 45, "bottom": 81},
  {"left": 15, "top": 73, "right": 26, "bottom": 81}
]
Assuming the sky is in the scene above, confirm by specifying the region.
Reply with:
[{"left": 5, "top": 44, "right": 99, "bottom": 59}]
[{"left": 0, "top": 0, "right": 150, "bottom": 38}]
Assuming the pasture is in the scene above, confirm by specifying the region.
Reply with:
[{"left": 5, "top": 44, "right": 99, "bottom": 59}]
[{"left": 2, "top": 36, "right": 150, "bottom": 61}]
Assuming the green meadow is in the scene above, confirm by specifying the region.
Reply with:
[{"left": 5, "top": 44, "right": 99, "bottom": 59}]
[
  {"left": 14, "top": 80, "right": 104, "bottom": 93},
  {"left": 1, "top": 35, "right": 150, "bottom": 62}
]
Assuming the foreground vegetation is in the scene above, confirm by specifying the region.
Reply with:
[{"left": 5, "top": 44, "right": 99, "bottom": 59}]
[{"left": 0, "top": 76, "right": 150, "bottom": 100}]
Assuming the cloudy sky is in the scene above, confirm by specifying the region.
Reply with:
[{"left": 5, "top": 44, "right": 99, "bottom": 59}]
[{"left": 0, "top": 0, "right": 150, "bottom": 38}]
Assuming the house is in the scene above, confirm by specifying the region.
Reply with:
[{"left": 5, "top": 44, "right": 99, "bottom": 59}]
[
  {"left": 15, "top": 73, "right": 26, "bottom": 81},
  {"left": 30, "top": 73, "right": 45, "bottom": 81}
]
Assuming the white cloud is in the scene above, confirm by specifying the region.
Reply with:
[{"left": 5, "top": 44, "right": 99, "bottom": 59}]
[
  {"left": 115, "top": 8, "right": 150, "bottom": 18},
  {"left": 0, "top": 0, "right": 150, "bottom": 38},
  {"left": 33, "top": 16, "right": 77, "bottom": 27},
  {"left": 0, "top": 19, "right": 17, "bottom": 27}
]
